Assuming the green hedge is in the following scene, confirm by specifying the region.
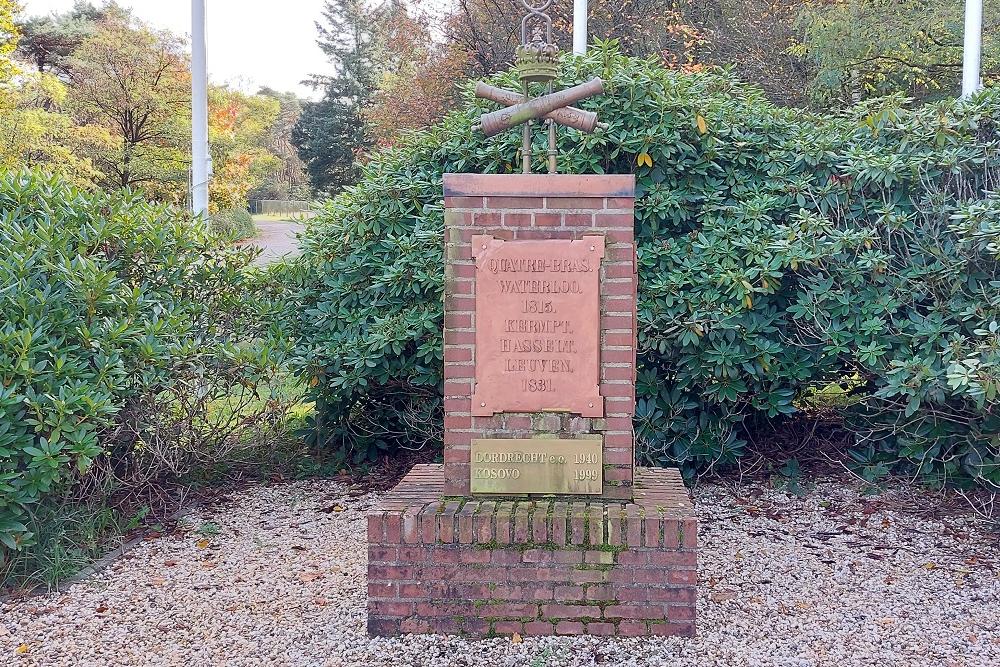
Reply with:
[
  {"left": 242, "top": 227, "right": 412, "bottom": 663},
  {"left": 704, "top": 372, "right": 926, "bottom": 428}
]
[
  {"left": 289, "top": 43, "right": 1000, "bottom": 488},
  {"left": 0, "top": 171, "right": 276, "bottom": 561},
  {"left": 210, "top": 206, "right": 256, "bottom": 241}
]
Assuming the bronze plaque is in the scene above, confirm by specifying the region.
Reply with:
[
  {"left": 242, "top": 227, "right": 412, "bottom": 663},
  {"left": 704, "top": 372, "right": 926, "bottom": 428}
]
[
  {"left": 470, "top": 438, "right": 603, "bottom": 495},
  {"left": 471, "top": 235, "right": 604, "bottom": 417}
]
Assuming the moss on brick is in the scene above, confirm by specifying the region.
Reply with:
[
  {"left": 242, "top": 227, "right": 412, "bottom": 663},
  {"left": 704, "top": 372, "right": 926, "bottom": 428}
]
[{"left": 473, "top": 539, "right": 580, "bottom": 553}]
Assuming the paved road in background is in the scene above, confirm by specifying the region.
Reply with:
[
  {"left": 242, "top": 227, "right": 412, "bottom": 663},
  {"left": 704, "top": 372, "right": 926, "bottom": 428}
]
[{"left": 245, "top": 218, "right": 306, "bottom": 265}]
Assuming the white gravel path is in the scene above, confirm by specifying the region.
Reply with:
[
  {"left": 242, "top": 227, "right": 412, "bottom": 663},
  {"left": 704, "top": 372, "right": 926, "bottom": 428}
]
[{"left": 2, "top": 476, "right": 997, "bottom": 666}]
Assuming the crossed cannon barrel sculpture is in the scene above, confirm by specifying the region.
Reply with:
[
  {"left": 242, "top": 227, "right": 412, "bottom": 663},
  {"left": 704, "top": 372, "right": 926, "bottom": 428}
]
[{"left": 473, "top": 78, "right": 607, "bottom": 137}]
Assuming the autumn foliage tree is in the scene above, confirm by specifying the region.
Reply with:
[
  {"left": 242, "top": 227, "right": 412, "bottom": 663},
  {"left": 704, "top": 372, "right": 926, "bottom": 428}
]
[
  {"left": 207, "top": 87, "right": 282, "bottom": 210},
  {"left": 794, "top": 0, "right": 1000, "bottom": 105},
  {"left": 363, "top": 8, "right": 469, "bottom": 146},
  {"left": 67, "top": 15, "right": 190, "bottom": 197},
  {"left": 5, "top": 3, "right": 308, "bottom": 207},
  {"left": 253, "top": 87, "right": 311, "bottom": 201},
  {"left": 0, "top": 0, "right": 18, "bottom": 83}
]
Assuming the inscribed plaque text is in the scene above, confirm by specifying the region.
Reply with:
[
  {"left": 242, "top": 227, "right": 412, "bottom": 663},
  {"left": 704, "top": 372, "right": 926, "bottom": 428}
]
[
  {"left": 470, "top": 438, "right": 603, "bottom": 495},
  {"left": 471, "top": 235, "right": 603, "bottom": 416}
]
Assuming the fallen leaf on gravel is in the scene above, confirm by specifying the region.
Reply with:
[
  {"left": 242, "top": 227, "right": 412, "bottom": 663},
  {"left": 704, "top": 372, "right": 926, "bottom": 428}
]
[
  {"left": 298, "top": 571, "right": 324, "bottom": 582},
  {"left": 923, "top": 562, "right": 938, "bottom": 570},
  {"left": 164, "top": 559, "right": 177, "bottom": 567},
  {"left": 710, "top": 591, "right": 737, "bottom": 602},
  {"left": 320, "top": 505, "right": 345, "bottom": 513},
  {"left": 95, "top": 604, "right": 108, "bottom": 614},
  {"left": 16, "top": 643, "right": 29, "bottom": 654},
  {"left": 202, "top": 561, "right": 217, "bottom": 569},
  {"left": 313, "top": 597, "right": 329, "bottom": 606},
  {"left": 511, "top": 632, "right": 522, "bottom": 644},
  {"left": 150, "top": 577, "right": 166, "bottom": 587},
  {"left": 196, "top": 538, "right": 210, "bottom": 549}
]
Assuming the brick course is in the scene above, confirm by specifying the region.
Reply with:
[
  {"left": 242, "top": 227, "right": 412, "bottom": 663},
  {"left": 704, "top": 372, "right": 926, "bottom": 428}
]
[{"left": 367, "top": 465, "right": 697, "bottom": 638}]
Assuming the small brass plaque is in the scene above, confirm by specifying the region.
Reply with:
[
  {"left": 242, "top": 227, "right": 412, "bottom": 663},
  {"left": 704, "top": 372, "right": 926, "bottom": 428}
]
[{"left": 470, "top": 438, "right": 603, "bottom": 495}]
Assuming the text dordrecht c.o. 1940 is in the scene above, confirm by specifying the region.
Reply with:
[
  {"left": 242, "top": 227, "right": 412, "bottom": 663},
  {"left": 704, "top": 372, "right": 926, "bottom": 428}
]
[{"left": 470, "top": 438, "right": 603, "bottom": 495}]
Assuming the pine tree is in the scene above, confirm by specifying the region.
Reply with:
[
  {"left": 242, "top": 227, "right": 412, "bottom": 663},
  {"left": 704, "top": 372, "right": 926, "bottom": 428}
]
[
  {"left": 14, "top": 1, "right": 120, "bottom": 78},
  {"left": 293, "top": 0, "right": 382, "bottom": 194}
]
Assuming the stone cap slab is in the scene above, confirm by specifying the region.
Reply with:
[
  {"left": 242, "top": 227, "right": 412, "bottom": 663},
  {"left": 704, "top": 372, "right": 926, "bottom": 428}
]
[
  {"left": 443, "top": 174, "right": 635, "bottom": 198},
  {"left": 371, "top": 464, "right": 695, "bottom": 549}
]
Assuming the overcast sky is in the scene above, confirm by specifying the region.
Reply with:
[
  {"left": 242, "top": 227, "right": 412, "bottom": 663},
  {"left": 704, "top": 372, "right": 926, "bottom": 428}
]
[{"left": 19, "top": 0, "right": 331, "bottom": 98}]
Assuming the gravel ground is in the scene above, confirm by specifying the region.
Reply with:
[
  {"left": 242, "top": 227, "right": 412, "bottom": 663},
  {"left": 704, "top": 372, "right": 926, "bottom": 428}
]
[{"left": 2, "top": 476, "right": 998, "bottom": 667}]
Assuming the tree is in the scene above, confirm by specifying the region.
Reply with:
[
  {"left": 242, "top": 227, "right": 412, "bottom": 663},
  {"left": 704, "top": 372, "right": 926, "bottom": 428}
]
[
  {"left": 677, "top": 0, "right": 811, "bottom": 107},
  {"left": 0, "top": 0, "right": 18, "bottom": 84},
  {"left": 207, "top": 85, "right": 282, "bottom": 210},
  {"left": 794, "top": 0, "right": 1000, "bottom": 105},
  {"left": 14, "top": 1, "right": 116, "bottom": 78},
  {"left": 2, "top": 2, "right": 110, "bottom": 188},
  {"left": 0, "top": 70, "right": 110, "bottom": 187},
  {"left": 67, "top": 13, "right": 190, "bottom": 198},
  {"left": 253, "top": 87, "right": 311, "bottom": 201},
  {"left": 362, "top": 4, "right": 469, "bottom": 145},
  {"left": 437, "top": 0, "right": 703, "bottom": 76},
  {"left": 293, "top": 0, "right": 382, "bottom": 194}
]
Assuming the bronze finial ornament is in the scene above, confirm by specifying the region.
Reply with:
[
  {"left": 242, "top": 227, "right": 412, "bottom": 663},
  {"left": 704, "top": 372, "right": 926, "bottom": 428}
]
[{"left": 472, "top": 0, "right": 606, "bottom": 174}]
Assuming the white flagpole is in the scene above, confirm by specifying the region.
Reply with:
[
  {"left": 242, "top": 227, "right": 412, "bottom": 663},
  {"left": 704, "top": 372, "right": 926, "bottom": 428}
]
[
  {"left": 961, "top": 0, "right": 983, "bottom": 98},
  {"left": 191, "top": 0, "right": 210, "bottom": 215},
  {"left": 573, "top": 0, "right": 587, "bottom": 55}
]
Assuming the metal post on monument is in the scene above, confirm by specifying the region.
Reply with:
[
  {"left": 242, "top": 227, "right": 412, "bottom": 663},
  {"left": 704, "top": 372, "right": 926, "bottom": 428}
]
[
  {"left": 471, "top": 0, "right": 606, "bottom": 174},
  {"left": 191, "top": 0, "right": 210, "bottom": 216},
  {"left": 961, "top": 0, "right": 983, "bottom": 98},
  {"left": 573, "top": 0, "right": 587, "bottom": 55}
]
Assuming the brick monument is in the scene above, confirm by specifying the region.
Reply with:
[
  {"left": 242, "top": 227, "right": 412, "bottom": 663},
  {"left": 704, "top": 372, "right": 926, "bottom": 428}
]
[
  {"left": 366, "top": 0, "right": 696, "bottom": 639},
  {"left": 366, "top": 174, "right": 698, "bottom": 638}
]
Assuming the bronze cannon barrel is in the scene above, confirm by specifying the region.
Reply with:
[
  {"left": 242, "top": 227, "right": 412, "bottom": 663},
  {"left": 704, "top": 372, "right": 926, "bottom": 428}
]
[
  {"left": 474, "top": 82, "right": 601, "bottom": 134},
  {"left": 475, "top": 78, "right": 605, "bottom": 137}
]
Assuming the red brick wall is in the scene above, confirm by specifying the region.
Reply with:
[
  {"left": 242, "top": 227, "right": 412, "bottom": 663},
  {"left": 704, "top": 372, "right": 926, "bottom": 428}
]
[
  {"left": 442, "top": 174, "right": 637, "bottom": 499},
  {"left": 367, "top": 465, "right": 697, "bottom": 638}
]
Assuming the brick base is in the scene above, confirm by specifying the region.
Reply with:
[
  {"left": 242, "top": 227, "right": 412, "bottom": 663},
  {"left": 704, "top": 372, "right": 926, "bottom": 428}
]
[{"left": 367, "top": 465, "right": 697, "bottom": 637}]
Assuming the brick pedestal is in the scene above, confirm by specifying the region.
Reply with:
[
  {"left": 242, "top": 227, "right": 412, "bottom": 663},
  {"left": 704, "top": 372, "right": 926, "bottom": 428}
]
[
  {"left": 366, "top": 173, "right": 698, "bottom": 638},
  {"left": 367, "top": 465, "right": 697, "bottom": 637}
]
